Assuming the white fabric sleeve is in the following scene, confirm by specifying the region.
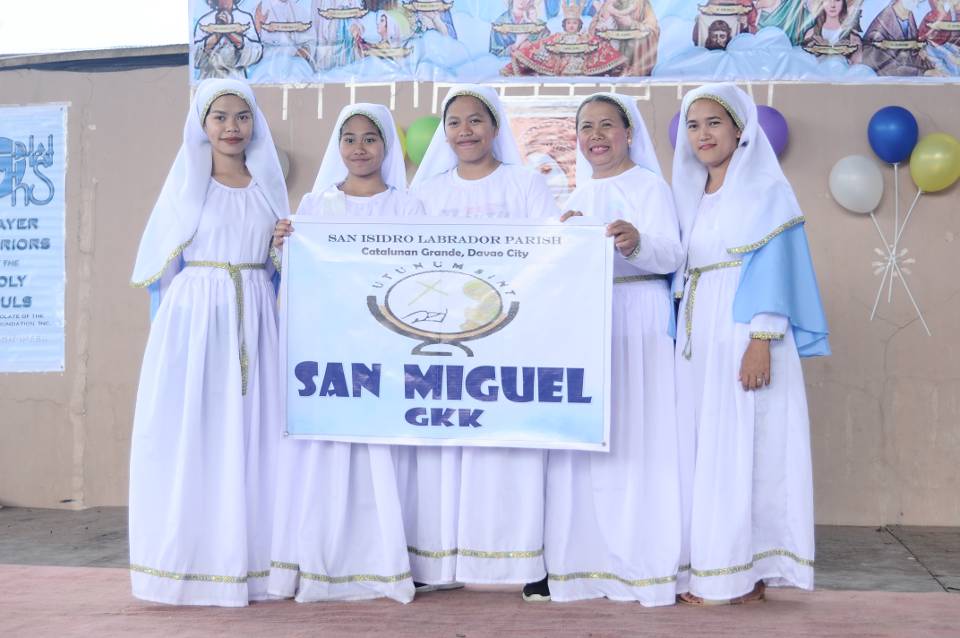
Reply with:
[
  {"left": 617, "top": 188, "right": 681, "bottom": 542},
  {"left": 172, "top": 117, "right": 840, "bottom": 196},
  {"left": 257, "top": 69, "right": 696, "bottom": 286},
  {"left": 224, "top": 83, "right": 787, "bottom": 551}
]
[
  {"left": 270, "top": 192, "right": 317, "bottom": 263},
  {"left": 295, "top": 192, "right": 320, "bottom": 216},
  {"left": 402, "top": 193, "right": 427, "bottom": 216},
  {"left": 749, "top": 312, "right": 788, "bottom": 340},
  {"left": 622, "top": 178, "right": 684, "bottom": 275},
  {"left": 524, "top": 170, "right": 561, "bottom": 219}
]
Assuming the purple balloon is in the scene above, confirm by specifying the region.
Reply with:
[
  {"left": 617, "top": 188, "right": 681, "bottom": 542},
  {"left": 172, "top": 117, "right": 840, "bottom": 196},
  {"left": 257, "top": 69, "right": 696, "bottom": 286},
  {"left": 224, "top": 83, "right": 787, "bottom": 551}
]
[
  {"left": 669, "top": 110, "right": 680, "bottom": 149},
  {"left": 757, "top": 105, "right": 789, "bottom": 157}
]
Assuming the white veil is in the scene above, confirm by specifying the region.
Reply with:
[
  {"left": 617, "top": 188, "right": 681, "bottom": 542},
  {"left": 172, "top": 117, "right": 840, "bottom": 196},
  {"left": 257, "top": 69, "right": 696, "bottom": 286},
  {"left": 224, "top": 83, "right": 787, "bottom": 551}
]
[
  {"left": 574, "top": 92, "right": 663, "bottom": 182},
  {"left": 310, "top": 102, "right": 408, "bottom": 194},
  {"left": 131, "top": 78, "right": 289, "bottom": 287},
  {"left": 410, "top": 84, "right": 522, "bottom": 189}
]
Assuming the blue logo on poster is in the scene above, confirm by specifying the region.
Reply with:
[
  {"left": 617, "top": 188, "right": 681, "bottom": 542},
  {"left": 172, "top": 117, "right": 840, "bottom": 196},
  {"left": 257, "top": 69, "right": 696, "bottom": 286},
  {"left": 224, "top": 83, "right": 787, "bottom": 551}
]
[{"left": 0, "top": 135, "right": 55, "bottom": 206}]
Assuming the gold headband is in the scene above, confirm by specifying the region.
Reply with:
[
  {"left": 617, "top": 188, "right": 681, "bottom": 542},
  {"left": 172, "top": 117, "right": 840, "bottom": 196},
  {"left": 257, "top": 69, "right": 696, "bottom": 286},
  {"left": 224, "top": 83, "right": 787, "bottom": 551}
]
[
  {"left": 444, "top": 89, "right": 500, "bottom": 127},
  {"left": 685, "top": 93, "right": 745, "bottom": 131},
  {"left": 583, "top": 93, "right": 635, "bottom": 131},
  {"left": 200, "top": 89, "right": 253, "bottom": 123},
  {"left": 340, "top": 109, "right": 388, "bottom": 147}
]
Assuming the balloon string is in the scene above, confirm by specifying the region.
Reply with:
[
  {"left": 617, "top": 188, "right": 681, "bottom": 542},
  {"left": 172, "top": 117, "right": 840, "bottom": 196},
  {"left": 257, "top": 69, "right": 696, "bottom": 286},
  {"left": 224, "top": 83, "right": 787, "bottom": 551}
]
[
  {"left": 870, "top": 210, "right": 896, "bottom": 315},
  {"left": 891, "top": 257, "right": 932, "bottom": 336},
  {"left": 869, "top": 210, "right": 892, "bottom": 248},
  {"left": 895, "top": 189, "right": 923, "bottom": 247},
  {"left": 869, "top": 210, "right": 931, "bottom": 336},
  {"left": 870, "top": 253, "right": 892, "bottom": 321},
  {"left": 888, "top": 163, "right": 900, "bottom": 304}
]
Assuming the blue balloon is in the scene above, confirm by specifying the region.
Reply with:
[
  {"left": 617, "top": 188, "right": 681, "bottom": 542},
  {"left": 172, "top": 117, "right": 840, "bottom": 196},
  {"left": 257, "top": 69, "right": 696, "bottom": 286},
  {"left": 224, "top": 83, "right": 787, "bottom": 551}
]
[{"left": 868, "top": 106, "right": 919, "bottom": 165}]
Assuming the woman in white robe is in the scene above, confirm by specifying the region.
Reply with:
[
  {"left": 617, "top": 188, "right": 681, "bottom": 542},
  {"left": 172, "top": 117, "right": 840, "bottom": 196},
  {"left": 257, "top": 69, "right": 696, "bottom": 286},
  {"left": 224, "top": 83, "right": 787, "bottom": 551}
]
[
  {"left": 268, "top": 103, "right": 422, "bottom": 604},
  {"left": 672, "top": 83, "right": 830, "bottom": 605},
  {"left": 537, "top": 93, "right": 683, "bottom": 606},
  {"left": 128, "top": 78, "right": 290, "bottom": 606},
  {"left": 398, "top": 84, "right": 559, "bottom": 589}
]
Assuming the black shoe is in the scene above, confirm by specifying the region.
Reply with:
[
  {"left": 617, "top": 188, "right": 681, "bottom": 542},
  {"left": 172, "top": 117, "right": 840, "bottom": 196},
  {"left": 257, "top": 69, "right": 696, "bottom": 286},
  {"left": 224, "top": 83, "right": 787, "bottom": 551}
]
[{"left": 522, "top": 577, "right": 550, "bottom": 602}]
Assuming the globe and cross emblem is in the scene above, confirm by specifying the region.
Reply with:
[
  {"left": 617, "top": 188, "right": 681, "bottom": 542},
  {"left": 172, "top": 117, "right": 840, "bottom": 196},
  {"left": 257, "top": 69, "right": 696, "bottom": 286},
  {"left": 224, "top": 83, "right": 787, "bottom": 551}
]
[{"left": 367, "top": 268, "right": 520, "bottom": 356}]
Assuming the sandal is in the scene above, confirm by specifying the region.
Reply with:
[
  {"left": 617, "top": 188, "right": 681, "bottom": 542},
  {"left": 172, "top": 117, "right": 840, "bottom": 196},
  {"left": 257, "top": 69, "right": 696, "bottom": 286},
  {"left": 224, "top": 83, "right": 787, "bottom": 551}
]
[
  {"left": 730, "top": 581, "right": 766, "bottom": 605},
  {"left": 678, "top": 581, "right": 765, "bottom": 606}
]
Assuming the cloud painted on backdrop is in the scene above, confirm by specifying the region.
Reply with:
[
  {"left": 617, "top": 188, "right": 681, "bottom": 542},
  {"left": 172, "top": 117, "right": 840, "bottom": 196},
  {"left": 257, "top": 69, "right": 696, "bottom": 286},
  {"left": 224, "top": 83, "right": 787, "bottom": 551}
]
[
  {"left": 653, "top": 20, "right": 878, "bottom": 81},
  {"left": 451, "top": 10, "right": 493, "bottom": 57}
]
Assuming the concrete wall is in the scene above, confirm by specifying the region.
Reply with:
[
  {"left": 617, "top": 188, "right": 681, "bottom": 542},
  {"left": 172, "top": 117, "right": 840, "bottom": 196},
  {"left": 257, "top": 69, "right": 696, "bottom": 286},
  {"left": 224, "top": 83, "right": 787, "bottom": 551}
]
[{"left": 0, "top": 63, "right": 958, "bottom": 524}]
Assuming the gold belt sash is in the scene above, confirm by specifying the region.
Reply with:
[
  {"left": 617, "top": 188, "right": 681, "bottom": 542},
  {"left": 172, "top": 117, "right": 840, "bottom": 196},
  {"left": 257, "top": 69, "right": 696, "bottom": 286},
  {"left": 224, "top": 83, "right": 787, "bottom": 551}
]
[
  {"left": 681, "top": 259, "right": 742, "bottom": 360},
  {"left": 185, "top": 260, "right": 266, "bottom": 395},
  {"left": 613, "top": 274, "right": 669, "bottom": 284}
]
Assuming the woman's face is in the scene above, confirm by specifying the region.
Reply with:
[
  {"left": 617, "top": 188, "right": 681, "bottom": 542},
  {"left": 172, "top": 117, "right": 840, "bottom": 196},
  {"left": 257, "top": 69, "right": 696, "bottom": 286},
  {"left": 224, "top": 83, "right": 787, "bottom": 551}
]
[
  {"left": 685, "top": 98, "right": 740, "bottom": 170},
  {"left": 203, "top": 93, "right": 253, "bottom": 158},
  {"left": 444, "top": 95, "right": 498, "bottom": 165},
  {"left": 577, "top": 100, "right": 631, "bottom": 176},
  {"left": 339, "top": 114, "right": 385, "bottom": 179},
  {"left": 824, "top": 0, "right": 843, "bottom": 19}
]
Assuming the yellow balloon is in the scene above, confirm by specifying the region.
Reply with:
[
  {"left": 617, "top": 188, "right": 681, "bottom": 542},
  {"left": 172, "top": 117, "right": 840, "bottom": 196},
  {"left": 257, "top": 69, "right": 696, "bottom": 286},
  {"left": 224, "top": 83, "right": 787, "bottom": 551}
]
[
  {"left": 909, "top": 133, "right": 960, "bottom": 193},
  {"left": 397, "top": 126, "right": 408, "bottom": 160}
]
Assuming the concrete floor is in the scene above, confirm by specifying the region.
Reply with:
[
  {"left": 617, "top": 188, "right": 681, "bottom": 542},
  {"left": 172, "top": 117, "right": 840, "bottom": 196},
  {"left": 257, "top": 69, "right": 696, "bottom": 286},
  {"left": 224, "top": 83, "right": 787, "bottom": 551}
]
[
  {"left": 2, "top": 507, "right": 958, "bottom": 637},
  {"left": 1, "top": 506, "right": 958, "bottom": 593}
]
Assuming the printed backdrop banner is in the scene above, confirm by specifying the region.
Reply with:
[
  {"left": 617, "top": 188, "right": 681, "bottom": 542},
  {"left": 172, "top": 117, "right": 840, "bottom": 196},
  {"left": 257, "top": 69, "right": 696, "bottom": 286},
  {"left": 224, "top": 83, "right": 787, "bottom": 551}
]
[
  {"left": 0, "top": 104, "right": 66, "bottom": 373},
  {"left": 281, "top": 217, "right": 613, "bottom": 450},
  {"left": 190, "top": 1, "right": 959, "bottom": 85},
  {"left": 505, "top": 97, "right": 579, "bottom": 205}
]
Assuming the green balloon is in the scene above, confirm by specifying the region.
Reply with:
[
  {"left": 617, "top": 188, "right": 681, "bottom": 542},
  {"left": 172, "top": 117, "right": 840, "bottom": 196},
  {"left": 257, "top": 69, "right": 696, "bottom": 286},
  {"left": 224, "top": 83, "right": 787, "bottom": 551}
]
[{"left": 405, "top": 115, "right": 441, "bottom": 166}]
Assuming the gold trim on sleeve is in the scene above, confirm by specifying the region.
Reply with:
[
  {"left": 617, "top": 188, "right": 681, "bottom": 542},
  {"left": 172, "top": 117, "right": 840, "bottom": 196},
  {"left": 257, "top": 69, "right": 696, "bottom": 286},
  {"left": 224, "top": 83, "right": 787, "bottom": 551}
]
[
  {"left": 728, "top": 216, "right": 805, "bottom": 255},
  {"left": 270, "top": 247, "right": 282, "bottom": 272},
  {"left": 750, "top": 331, "right": 784, "bottom": 341},
  {"left": 130, "top": 235, "right": 195, "bottom": 289}
]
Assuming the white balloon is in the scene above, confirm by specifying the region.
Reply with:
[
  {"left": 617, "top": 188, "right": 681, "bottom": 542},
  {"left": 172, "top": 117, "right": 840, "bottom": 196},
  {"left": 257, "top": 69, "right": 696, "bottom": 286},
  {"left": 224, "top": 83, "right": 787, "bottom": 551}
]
[{"left": 829, "top": 154, "right": 884, "bottom": 214}]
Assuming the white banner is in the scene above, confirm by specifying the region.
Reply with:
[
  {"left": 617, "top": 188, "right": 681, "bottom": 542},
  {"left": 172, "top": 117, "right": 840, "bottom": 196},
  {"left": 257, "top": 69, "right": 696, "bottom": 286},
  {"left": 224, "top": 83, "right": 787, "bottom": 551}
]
[
  {"left": 281, "top": 217, "right": 613, "bottom": 451},
  {"left": 0, "top": 104, "right": 67, "bottom": 373}
]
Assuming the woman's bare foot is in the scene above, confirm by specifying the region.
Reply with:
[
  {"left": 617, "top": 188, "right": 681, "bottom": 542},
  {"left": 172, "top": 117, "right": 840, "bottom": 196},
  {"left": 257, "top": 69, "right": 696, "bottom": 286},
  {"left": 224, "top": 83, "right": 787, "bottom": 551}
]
[
  {"left": 677, "top": 592, "right": 705, "bottom": 605},
  {"left": 730, "top": 581, "right": 766, "bottom": 605},
  {"left": 678, "top": 581, "right": 765, "bottom": 606}
]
